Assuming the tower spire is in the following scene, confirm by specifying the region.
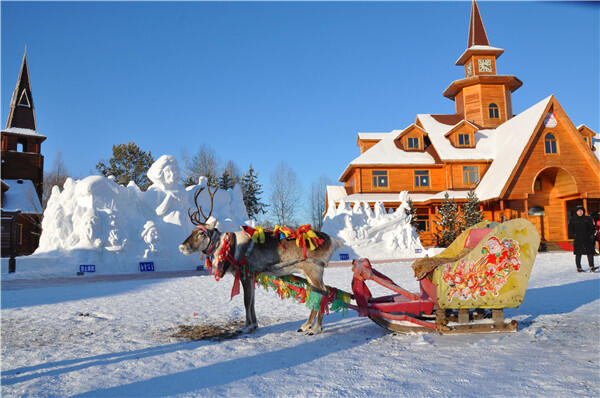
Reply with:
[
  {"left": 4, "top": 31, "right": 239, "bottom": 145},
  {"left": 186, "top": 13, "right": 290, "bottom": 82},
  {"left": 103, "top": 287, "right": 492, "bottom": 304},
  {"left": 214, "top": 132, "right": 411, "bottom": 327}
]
[
  {"left": 467, "top": 0, "right": 490, "bottom": 48},
  {"left": 6, "top": 51, "right": 36, "bottom": 130}
]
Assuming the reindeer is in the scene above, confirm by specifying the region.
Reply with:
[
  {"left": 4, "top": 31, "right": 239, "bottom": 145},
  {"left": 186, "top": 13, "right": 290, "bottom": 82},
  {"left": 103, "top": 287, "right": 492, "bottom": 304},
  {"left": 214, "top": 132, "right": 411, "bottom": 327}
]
[{"left": 179, "top": 186, "right": 342, "bottom": 334}]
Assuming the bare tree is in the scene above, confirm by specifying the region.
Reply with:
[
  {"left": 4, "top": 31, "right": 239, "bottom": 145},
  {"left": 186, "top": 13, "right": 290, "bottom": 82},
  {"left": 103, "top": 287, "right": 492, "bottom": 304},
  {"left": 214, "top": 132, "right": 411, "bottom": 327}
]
[
  {"left": 270, "top": 161, "right": 301, "bottom": 227},
  {"left": 181, "top": 145, "right": 219, "bottom": 187},
  {"left": 43, "top": 151, "right": 70, "bottom": 208},
  {"left": 309, "top": 175, "right": 332, "bottom": 231}
]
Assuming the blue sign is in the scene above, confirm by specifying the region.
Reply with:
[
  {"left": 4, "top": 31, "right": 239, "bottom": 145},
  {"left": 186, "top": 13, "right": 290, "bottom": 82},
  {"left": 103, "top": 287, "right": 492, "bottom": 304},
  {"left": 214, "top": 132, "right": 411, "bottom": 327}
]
[
  {"left": 80, "top": 264, "right": 96, "bottom": 273},
  {"left": 415, "top": 248, "right": 423, "bottom": 254},
  {"left": 139, "top": 262, "right": 155, "bottom": 272},
  {"left": 339, "top": 253, "right": 350, "bottom": 261}
]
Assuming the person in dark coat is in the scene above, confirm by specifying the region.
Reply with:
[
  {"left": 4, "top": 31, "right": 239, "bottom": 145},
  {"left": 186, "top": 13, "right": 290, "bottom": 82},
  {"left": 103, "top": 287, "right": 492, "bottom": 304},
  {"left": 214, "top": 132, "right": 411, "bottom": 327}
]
[{"left": 568, "top": 205, "right": 596, "bottom": 272}]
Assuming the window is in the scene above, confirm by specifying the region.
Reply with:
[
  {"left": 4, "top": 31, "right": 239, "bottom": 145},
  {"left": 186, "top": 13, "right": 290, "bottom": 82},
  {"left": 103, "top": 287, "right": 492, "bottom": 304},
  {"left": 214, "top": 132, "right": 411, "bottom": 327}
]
[
  {"left": 416, "top": 215, "right": 429, "bottom": 232},
  {"left": 458, "top": 134, "right": 470, "bottom": 146},
  {"left": 544, "top": 133, "right": 557, "bottom": 154},
  {"left": 583, "top": 137, "right": 589, "bottom": 145},
  {"left": 463, "top": 166, "right": 479, "bottom": 184},
  {"left": 18, "top": 90, "right": 31, "bottom": 108},
  {"left": 407, "top": 137, "right": 419, "bottom": 149},
  {"left": 489, "top": 103, "right": 499, "bottom": 119},
  {"left": 372, "top": 170, "right": 388, "bottom": 188},
  {"left": 17, "top": 142, "right": 24, "bottom": 152},
  {"left": 414, "top": 170, "right": 430, "bottom": 188}
]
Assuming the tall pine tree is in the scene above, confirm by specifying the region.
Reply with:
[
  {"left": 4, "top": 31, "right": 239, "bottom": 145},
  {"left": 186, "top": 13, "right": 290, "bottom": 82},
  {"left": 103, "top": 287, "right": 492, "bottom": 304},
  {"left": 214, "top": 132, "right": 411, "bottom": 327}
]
[
  {"left": 96, "top": 142, "right": 154, "bottom": 190},
  {"left": 240, "top": 165, "right": 267, "bottom": 220},
  {"left": 219, "top": 170, "right": 235, "bottom": 190},
  {"left": 405, "top": 198, "right": 418, "bottom": 228},
  {"left": 434, "top": 192, "right": 462, "bottom": 247},
  {"left": 462, "top": 190, "right": 484, "bottom": 228}
]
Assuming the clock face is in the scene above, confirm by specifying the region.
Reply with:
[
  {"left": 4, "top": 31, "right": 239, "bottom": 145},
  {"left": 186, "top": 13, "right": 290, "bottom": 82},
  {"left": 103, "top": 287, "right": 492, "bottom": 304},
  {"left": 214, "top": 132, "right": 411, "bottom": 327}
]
[
  {"left": 466, "top": 62, "right": 472, "bottom": 77},
  {"left": 478, "top": 58, "right": 492, "bottom": 73}
]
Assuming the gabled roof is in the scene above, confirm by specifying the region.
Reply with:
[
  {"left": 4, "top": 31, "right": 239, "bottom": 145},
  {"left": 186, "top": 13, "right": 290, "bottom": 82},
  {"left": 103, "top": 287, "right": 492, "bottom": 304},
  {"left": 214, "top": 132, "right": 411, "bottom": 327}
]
[
  {"left": 395, "top": 124, "right": 427, "bottom": 140},
  {"left": 416, "top": 114, "right": 496, "bottom": 161},
  {"left": 474, "top": 95, "right": 553, "bottom": 200},
  {"left": 0, "top": 179, "right": 43, "bottom": 214},
  {"left": 339, "top": 127, "right": 436, "bottom": 180},
  {"left": 443, "top": 120, "right": 479, "bottom": 138}
]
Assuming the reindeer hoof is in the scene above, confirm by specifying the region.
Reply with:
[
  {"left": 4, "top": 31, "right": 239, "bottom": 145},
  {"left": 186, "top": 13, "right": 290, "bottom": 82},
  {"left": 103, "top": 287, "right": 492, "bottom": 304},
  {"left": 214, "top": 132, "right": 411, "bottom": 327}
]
[
  {"left": 242, "top": 324, "right": 257, "bottom": 333},
  {"left": 305, "top": 327, "right": 322, "bottom": 336}
]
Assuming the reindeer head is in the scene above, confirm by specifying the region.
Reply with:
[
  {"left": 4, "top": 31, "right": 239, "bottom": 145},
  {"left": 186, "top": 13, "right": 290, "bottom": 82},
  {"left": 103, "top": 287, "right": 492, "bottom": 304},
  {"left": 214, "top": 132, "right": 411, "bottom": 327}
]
[{"left": 179, "top": 186, "right": 219, "bottom": 256}]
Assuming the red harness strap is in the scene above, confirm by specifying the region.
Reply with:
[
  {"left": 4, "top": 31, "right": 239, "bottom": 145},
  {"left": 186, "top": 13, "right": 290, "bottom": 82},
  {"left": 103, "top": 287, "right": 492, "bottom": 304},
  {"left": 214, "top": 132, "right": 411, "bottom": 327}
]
[{"left": 215, "top": 232, "right": 253, "bottom": 300}]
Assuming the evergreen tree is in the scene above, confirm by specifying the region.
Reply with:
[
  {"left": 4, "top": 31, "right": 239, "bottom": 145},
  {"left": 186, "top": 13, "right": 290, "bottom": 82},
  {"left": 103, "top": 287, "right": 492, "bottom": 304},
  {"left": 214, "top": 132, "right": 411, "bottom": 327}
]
[
  {"left": 219, "top": 170, "right": 235, "bottom": 190},
  {"left": 462, "top": 190, "right": 484, "bottom": 228},
  {"left": 240, "top": 164, "right": 267, "bottom": 220},
  {"left": 434, "top": 192, "right": 462, "bottom": 247},
  {"left": 96, "top": 142, "right": 154, "bottom": 191},
  {"left": 405, "top": 198, "right": 418, "bottom": 228}
]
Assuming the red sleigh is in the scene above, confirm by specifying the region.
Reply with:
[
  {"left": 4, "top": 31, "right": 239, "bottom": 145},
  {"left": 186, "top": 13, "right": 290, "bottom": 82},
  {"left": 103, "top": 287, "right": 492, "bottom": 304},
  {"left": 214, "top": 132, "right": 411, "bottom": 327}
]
[{"left": 348, "top": 219, "right": 540, "bottom": 333}]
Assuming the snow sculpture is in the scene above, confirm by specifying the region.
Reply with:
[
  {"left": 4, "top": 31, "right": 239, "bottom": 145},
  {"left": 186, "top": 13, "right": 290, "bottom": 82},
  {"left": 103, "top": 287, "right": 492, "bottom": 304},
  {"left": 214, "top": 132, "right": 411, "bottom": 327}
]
[
  {"left": 34, "top": 155, "right": 250, "bottom": 275},
  {"left": 322, "top": 191, "right": 425, "bottom": 260},
  {"left": 141, "top": 220, "right": 159, "bottom": 258}
]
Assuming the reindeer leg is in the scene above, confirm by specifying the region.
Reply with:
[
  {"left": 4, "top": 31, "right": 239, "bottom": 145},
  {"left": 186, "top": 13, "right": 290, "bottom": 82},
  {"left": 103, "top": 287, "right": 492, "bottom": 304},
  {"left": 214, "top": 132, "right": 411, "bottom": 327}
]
[
  {"left": 241, "top": 277, "right": 257, "bottom": 333},
  {"left": 299, "top": 260, "right": 327, "bottom": 335},
  {"left": 298, "top": 309, "right": 318, "bottom": 333}
]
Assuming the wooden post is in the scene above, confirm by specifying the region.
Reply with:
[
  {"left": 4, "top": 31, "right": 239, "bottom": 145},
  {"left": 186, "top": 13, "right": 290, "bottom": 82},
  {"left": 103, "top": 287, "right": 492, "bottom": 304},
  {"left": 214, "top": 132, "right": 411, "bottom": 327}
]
[
  {"left": 492, "top": 309, "right": 504, "bottom": 327},
  {"left": 458, "top": 309, "right": 469, "bottom": 324}
]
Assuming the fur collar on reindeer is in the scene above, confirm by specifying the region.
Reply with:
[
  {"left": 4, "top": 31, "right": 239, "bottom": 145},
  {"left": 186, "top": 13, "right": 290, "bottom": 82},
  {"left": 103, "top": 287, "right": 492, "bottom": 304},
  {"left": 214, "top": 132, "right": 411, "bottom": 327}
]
[{"left": 179, "top": 186, "right": 343, "bottom": 335}]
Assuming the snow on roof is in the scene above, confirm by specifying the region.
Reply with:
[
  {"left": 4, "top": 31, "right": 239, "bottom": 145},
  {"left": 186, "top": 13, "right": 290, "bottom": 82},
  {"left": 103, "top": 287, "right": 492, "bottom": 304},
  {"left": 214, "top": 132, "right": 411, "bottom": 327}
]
[
  {"left": 2, "top": 127, "right": 46, "bottom": 138},
  {"left": 417, "top": 115, "right": 497, "bottom": 161},
  {"left": 326, "top": 185, "right": 348, "bottom": 202},
  {"left": 328, "top": 190, "right": 471, "bottom": 204},
  {"left": 357, "top": 132, "right": 388, "bottom": 140},
  {"left": 340, "top": 127, "right": 436, "bottom": 180},
  {"left": 1, "top": 179, "right": 43, "bottom": 214},
  {"left": 474, "top": 95, "right": 553, "bottom": 201},
  {"left": 467, "top": 45, "right": 504, "bottom": 52}
]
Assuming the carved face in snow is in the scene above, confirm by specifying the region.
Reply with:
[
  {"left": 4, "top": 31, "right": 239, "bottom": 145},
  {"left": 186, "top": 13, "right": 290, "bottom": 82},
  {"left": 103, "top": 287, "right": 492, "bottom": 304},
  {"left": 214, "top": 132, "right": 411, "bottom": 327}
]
[
  {"left": 142, "top": 221, "right": 159, "bottom": 245},
  {"left": 147, "top": 155, "right": 181, "bottom": 190}
]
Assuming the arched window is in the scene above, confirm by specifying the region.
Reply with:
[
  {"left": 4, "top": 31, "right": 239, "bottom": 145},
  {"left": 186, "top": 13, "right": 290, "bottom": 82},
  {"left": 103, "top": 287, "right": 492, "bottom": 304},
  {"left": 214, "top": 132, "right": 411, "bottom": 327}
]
[
  {"left": 489, "top": 103, "right": 499, "bottom": 119},
  {"left": 544, "top": 133, "right": 557, "bottom": 154}
]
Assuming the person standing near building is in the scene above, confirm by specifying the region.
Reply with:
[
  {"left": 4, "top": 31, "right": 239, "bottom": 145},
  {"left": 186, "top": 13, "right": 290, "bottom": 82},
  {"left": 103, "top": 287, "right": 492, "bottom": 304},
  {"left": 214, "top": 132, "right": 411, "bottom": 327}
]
[
  {"left": 568, "top": 205, "right": 596, "bottom": 272},
  {"left": 593, "top": 212, "right": 600, "bottom": 256}
]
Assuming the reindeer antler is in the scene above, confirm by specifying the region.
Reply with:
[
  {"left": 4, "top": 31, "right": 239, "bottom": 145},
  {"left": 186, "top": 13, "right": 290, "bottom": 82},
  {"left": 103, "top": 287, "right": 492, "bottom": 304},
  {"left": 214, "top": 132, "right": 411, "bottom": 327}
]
[{"left": 188, "top": 186, "right": 219, "bottom": 225}]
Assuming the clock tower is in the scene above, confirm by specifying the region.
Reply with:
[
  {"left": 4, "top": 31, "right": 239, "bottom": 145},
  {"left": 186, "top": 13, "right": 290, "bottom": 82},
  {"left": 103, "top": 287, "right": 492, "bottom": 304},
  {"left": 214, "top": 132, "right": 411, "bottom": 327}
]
[{"left": 443, "top": 0, "right": 522, "bottom": 128}]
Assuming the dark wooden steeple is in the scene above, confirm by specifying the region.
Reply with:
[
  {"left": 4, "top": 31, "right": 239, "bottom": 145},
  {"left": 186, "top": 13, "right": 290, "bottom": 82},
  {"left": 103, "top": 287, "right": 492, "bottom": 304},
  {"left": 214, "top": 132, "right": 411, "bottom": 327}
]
[{"left": 6, "top": 52, "right": 37, "bottom": 131}]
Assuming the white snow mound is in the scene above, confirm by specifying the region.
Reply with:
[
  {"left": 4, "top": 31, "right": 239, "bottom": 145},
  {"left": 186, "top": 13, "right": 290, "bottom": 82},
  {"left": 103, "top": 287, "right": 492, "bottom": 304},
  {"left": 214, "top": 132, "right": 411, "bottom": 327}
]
[
  {"left": 322, "top": 191, "right": 432, "bottom": 261},
  {"left": 28, "top": 155, "right": 249, "bottom": 276}
]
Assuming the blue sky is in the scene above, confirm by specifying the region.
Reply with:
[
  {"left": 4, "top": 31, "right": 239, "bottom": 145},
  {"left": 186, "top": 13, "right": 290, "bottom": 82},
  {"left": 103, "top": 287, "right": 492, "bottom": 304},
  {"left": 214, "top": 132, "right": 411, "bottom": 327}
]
[{"left": 2, "top": 1, "right": 598, "bottom": 214}]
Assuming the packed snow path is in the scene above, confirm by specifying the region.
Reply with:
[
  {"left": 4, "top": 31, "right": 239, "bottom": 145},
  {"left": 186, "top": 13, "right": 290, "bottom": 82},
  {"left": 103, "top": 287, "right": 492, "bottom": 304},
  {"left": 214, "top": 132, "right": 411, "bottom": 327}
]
[{"left": 2, "top": 252, "right": 599, "bottom": 397}]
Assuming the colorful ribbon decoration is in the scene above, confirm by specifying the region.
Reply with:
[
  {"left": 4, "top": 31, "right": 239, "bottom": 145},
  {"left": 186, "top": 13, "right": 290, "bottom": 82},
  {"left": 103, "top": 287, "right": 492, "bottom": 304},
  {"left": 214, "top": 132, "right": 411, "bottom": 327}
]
[{"left": 294, "top": 224, "right": 325, "bottom": 258}]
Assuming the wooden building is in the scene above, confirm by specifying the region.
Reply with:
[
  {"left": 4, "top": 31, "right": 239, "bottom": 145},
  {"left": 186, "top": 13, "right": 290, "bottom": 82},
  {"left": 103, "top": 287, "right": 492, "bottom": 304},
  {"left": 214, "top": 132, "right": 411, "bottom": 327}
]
[
  {"left": 1, "top": 53, "right": 46, "bottom": 257},
  {"left": 329, "top": 0, "right": 600, "bottom": 246}
]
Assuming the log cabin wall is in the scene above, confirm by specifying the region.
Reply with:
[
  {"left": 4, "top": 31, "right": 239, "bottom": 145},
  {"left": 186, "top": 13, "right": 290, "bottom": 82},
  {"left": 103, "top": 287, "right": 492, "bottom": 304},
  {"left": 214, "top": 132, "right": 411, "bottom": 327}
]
[
  {"left": 359, "top": 166, "right": 446, "bottom": 192},
  {"left": 479, "top": 84, "right": 508, "bottom": 128},
  {"left": 462, "top": 85, "right": 482, "bottom": 125},
  {"left": 505, "top": 107, "right": 600, "bottom": 202}
]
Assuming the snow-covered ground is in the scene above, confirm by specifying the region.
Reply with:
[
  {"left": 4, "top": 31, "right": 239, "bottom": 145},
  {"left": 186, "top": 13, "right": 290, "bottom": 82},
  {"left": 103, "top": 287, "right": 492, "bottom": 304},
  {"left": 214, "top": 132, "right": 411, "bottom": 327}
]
[{"left": 2, "top": 251, "right": 598, "bottom": 397}]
